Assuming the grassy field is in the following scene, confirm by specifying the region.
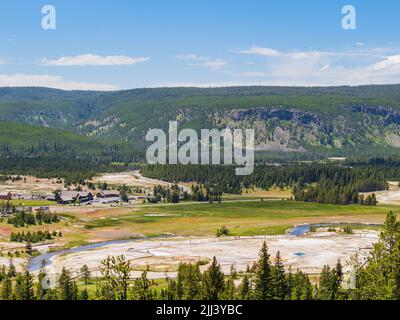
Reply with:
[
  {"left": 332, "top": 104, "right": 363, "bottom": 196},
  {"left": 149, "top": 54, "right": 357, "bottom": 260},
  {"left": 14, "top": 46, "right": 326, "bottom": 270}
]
[
  {"left": 1, "top": 200, "right": 55, "bottom": 207},
  {"left": 1, "top": 200, "right": 397, "bottom": 248},
  {"left": 222, "top": 187, "right": 292, "bottom": 201},
  {"left": 82, "top": 200, "right": 398, "bottom": 239}
]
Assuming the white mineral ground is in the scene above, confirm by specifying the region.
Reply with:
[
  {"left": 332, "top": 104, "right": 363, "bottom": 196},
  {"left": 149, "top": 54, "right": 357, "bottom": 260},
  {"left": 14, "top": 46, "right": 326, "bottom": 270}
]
[
  {"left": 362, "top": 181, "right": 400, "bottom": 205},
  {"left": 92, "top": 171, "right": 191, "bottom": 194},
  {"left": 31, "top": 230, "right": 379, "bottom": 279}
]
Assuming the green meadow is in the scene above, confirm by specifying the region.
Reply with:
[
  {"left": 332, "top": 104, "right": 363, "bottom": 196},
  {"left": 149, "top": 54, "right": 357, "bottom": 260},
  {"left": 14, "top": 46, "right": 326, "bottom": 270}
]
[{"left": 82, "top": 200, "right": 397, "bottom": 237}]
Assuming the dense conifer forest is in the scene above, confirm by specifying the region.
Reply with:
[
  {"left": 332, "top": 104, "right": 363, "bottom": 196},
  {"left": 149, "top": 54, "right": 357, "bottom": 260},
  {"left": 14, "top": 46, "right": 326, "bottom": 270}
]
[{"left": 142, "top": 161, "right": 399, "bottom": 204}]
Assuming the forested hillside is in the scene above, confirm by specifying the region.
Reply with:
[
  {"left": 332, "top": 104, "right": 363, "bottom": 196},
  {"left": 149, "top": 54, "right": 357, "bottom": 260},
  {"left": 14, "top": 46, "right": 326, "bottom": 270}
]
[
  {"left": 0, "top": 121, "right": 139, "bottom": 179},
  {"left": 3, "top": 85, "right": 400, "bottom": 158},
  {"left": 0, "top": 120, "right": 103, "bottom": 155}
]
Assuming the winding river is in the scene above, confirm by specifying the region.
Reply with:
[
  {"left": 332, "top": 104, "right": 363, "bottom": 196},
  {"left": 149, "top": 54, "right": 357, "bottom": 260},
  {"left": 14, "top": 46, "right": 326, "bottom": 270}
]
[{"left": 29, "top": 238, "right": 142, "bottom": 272}]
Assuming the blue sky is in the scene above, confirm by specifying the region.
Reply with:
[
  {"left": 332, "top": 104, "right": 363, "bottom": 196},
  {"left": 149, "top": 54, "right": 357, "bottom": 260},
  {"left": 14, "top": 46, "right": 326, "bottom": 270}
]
[{"left": 1, "top": 0, "right": 400, "bottom": 90}]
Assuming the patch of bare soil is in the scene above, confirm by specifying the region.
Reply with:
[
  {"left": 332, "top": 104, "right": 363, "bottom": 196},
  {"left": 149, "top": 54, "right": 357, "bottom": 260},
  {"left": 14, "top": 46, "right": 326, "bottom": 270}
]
[
  {"left": 92, "top": 171, "right": 190, "bottom": 193},
  {"left": 0, "top": 176, "right": 63, "bottom": 195}
]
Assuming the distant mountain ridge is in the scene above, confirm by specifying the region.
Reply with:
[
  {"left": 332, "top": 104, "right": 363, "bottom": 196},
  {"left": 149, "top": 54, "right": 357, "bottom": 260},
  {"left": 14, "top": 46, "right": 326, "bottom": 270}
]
[{"left": 3, "top": 85, "right": 400, "bottom": 158}]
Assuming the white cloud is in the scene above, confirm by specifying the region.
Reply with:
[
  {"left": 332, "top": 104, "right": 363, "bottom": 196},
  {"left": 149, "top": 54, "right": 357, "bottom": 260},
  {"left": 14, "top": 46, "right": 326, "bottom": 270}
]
[
  {"left": 0, "top": 58, "right": 6, "bottom": 65},
  {"left": 320, "top": 64, "right": 330, "bottom": 71},
  {"left": 289, "top": 50, "right": 325, "bottom": 59},
  {"left": 237, "top": 71, "right": 268, "bottom": 78},
  {"left": 223, "top": 45, "right": 400, "bottom": 86},
  {"left": 235, "top": 46, "right": 365, "bottom": 60},
  {"left": 176, "top": 54, "right": 210, "bottom": 61},
  {"left": 177, "top": 53, "right": 227, "bottom": 70},
  {"left": 40, "top": 54, "right": 150, "bottom": 66},
  {"left": 203, "top": 59, "right": 227, "bottom": 70},
  {"left": 370, "top": 54, "right": 400, "bottom": 71},
  {"left": 237, "top": 46, "right": 282, "bottom": 57},
  {"left": 0, "top": 74, "right": 118, "bottom": 91},
  {"left": 165, "top": 47, "right": 400, "bottom": 87}
]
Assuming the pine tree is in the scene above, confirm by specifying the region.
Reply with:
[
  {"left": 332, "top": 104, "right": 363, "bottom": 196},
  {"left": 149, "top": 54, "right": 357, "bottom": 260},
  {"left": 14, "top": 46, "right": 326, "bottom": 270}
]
[
  {"left": 317, "top": 265, "right": 334, "bottom": 300},
  {"left": 355, "top": 212, "right": 400, "bottom": 299},
  {"left": 186, "top": 264, "right": 201, "bottom": 300},
  {"left": 131, "top": 271, "right": 153, "bottom": 300},
  {"left": 222, "top": 278, "right": 236, "bottom": 300},
  {"left": 7, "top": 260, "right": 16, "bottom": 278},
  {"left": 80, "top": 264, "right": 91, "bottom": 287},
  {"left": 254, "top": 242, "right": 273, "bottom": 300},
  {"left": 271, "top": 251, "right": 286, "bottom": 300},
  {"left": 98, "top": 255, "right": 131, "bottom": 300},
  {"left": 285, "top": 267, "right": 294, "bottom": 299},
  {"left": 14, "top": 270, "right": 35, "bottom": 300},
  {"left": 380, "top": 211, "right": 399, "bottom": 252},
  {"left": 175, "top": 263, "right": 201, "bottom": 300},
  {"left": 291, "top": 270, "right": 313, "bottom": 300},
  {"left": 238, "top": 275, "right": 252, "bottom": 300},
  {"left": 202, "top": 257, "right": 225, "bottom": 300},
  {"left": 80, "top": 289, "right": 89, "bottom": 300},
  {"left": 332, "top": 259, "right": 343, "bottom": 300},
  {"left": 1, "top": 275, "right": 13, "bottom": 300},
  {"left": 161, "top": 278, "right": 178, "bottom": 300},
  {"left": 58, "top": 267, "right": 78, "bottom": 300}
]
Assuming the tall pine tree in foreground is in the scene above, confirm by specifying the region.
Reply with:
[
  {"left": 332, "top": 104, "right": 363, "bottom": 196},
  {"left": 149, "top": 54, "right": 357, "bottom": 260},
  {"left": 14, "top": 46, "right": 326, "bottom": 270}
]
[
  {"left": 254, "top": 241, "right": 273, "bottom": 300},
  {"left": 290, "top": 270, "right": 313, "bottom": 300},
  {"left": 354, "top": 212, "right": 400, "bottom": 299},
  {"left": 238, "top": 275, "right": 252, "bottom": 300},
  {"left": 14, "top": 270, "right": 35, "bottom": 300},
  {"left": 1, "top": 275, "right": 13, "bottom": 300},
  {"left": 271, "top": 251, "right": 286, "bottom": 300},
  {"left": 98, "top": 255, "right": 131, "bottom": 300},
  {"left": 131, "top": 271, "right": 153, "bottom": 300},
  {"left": 202, "top": 257, "right": 225, "bottom": 300},
  {"left": 58, "top": 268, "right": 78, "bottom": 300}
]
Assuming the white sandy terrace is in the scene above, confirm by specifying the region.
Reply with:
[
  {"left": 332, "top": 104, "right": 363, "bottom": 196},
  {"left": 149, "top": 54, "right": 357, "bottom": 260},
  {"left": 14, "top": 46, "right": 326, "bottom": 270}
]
[
  {"left": 0, "top": 176, "right": 62, "bottom": 195},
  {"left": 47, "top": 231, "right": 378, "bottom": 279},
  {"left": 92, "top": 171, "right": 191, "bottom": 193},
  {"left": 362, "top": 181, "right": 400, "bottom": 205},
  {"left": 92, "top": 171, "right": 170, "bottom": 188}
]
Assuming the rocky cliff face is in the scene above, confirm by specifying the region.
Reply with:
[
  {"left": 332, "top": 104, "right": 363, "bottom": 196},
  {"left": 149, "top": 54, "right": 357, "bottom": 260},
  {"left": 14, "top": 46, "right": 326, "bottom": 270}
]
[{"left": 209, "top": 105, "right": 400, "bottom": 153}]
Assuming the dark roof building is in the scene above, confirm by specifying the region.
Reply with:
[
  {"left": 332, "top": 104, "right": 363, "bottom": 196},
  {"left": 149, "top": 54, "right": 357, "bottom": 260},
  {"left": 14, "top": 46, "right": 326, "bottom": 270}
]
[
  {"left": 56, "top": 191, "right": 94, "bottom": 204},
  {"left": 0, "top": 192, "right": 12, "bottom": 201},
  {"left": 97, "top": 190, "right": 121, "bottom": 198}
]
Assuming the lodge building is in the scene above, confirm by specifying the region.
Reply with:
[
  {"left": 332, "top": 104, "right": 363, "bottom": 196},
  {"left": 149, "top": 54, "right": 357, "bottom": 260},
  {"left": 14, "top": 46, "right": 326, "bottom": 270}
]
[
  {"left": 0, "top": 192, "right": 12, "bottom": 201},
  {"left": 55, "top": 191, "right": 94, "bottom": 204},
  {"left": 96, "top": 190, "right": 121, "bottom": 198}
]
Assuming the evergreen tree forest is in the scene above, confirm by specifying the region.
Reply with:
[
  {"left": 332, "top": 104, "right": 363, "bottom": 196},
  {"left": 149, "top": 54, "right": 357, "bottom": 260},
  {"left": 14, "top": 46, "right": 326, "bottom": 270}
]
[{"left": 142, "top": 162, "right": 397, "bottom": 205}]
